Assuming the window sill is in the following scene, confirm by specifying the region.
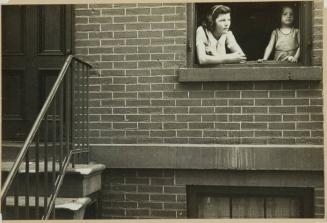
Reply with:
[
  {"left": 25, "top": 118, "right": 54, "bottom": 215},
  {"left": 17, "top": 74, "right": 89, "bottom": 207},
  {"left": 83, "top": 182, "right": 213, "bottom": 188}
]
[{"left": 178, "top": 66, "right": 322, "bottom": 82}]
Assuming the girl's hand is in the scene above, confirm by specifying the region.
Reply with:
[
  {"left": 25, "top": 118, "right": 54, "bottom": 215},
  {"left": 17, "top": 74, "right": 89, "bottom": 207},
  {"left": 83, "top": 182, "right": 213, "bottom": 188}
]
[
  {"left": 229, "top": 52, "right": 247, "bottom": 63},
  {"left": 287, "top": 56, "right": 298, "bottom": 63},
  {"left": 257, "top": 59, "right": 266, "bottom": 63}
]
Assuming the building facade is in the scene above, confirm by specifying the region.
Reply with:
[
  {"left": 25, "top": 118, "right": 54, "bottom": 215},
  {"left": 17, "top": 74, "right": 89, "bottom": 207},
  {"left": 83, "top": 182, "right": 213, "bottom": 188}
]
[{"left": 74, "top": 1, "right": 324, "bottom": 219}]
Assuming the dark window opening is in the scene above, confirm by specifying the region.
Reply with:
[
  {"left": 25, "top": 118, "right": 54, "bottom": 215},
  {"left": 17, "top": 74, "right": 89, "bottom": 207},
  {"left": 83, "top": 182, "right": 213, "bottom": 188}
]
[
  {"left": 187, "top": 186, "right": 314, "bottom": 218},
  {"left": 190, "top": 1, "right": 313, "bottom": 66}
]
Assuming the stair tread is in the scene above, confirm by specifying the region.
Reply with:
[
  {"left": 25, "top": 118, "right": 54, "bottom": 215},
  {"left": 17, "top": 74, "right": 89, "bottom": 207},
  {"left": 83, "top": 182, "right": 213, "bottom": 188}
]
[
  {"left": 2, "top": 141, "right": 24, "bottom": 147},
  {"left": 2, "top": 161, "right": 105, "bottom": 175},
  {"left": 5, "top": 197, "right": 91, "bottom": 210},
  {"left": 2, "top": 141, "right": 70, "bottom": 148}
]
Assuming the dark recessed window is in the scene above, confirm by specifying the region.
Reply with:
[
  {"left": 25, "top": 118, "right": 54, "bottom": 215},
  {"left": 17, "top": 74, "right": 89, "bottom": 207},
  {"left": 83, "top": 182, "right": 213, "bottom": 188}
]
[
  {"left": 188, "top": 1, "right": 312, "bottom": 67},
  {"left": 187, "top": 186, "right": 314, "bottom": 218}
]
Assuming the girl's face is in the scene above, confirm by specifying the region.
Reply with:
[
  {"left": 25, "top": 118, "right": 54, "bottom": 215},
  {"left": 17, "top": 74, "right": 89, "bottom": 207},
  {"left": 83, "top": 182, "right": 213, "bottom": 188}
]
[
  {"left": 281, "top": 7, "right": 294, "bottom": 26},
  {"left": 214, "top": 13, "right": 231, "bottom": 35}
]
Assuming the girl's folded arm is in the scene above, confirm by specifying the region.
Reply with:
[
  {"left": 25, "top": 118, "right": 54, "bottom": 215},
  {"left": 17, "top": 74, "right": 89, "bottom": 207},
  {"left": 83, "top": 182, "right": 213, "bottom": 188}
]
[{"left": 196, "top": 44, "right": 233, "bottom": 64}]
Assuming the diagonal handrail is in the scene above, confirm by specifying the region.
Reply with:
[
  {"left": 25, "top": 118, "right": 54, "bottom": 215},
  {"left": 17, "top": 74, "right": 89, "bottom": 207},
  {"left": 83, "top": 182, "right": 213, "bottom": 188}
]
[
  {"left": 1, "top": 55, "right": 92, "bottom": 219},
  {"left": 1, "top": 55, "right": 72, "bottom": 201}
]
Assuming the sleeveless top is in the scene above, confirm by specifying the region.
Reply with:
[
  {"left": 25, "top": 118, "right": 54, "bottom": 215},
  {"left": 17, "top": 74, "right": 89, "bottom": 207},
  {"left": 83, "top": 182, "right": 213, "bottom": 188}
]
[{"left": 273, "top": 28, "right": 300, "bottom": 61}]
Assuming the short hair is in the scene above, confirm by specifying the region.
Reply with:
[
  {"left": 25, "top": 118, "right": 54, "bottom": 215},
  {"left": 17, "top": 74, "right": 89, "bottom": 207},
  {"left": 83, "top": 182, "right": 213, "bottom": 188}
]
[{"left": 202, "top": 5, "right": 231, "bottom": 32}]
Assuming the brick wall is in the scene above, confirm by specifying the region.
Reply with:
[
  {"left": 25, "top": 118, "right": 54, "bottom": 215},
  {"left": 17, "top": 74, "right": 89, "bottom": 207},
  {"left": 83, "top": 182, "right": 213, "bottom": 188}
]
[
  {"left": 101, "top": 169, "right": 186, "bottom": 219},
  {"left": 101, "top": 169, "right": 323, "bottom": 219},
  {"left": 75, "top": 2, "right": 323, "bottom": 145},
  {"left": 74, "top": 3, "right": 324, "bottom": 219}
]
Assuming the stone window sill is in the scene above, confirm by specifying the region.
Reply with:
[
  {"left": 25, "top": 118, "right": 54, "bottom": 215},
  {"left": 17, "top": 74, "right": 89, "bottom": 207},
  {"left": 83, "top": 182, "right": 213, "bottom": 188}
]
[{"left": 178, "top": 66, "right": 322, "bottom": 82}]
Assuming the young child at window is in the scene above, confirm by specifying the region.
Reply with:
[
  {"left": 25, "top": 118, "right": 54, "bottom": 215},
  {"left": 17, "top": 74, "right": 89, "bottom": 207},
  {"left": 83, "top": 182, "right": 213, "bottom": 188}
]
[
  {"left": 196, "top": 5, "right": 246, "bottom": 65},
  {"left": 258, "top": 5, "right": 300, "bottom": 63}
]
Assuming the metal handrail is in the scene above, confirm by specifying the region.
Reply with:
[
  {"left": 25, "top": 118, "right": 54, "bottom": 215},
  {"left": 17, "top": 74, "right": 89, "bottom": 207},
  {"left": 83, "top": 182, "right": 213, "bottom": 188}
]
[
  {"left": 1, "top": 55, "right": 92, "bottom": 219},
  {"left": 43, "top": 148, "right": 88, "bottom": 219}
]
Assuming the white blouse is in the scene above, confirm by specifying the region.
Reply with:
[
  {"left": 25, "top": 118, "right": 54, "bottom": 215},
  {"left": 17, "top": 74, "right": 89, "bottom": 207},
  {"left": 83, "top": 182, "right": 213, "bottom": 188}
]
[{"left": 196, "top": 26, "right": 238, "bottom": 56}]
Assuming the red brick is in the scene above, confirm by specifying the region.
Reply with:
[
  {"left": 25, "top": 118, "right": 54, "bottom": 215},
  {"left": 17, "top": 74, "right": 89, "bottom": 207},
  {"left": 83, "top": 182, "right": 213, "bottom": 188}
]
[
  {"left": 151, "top": 7, "right": 175, "bottom": 14},
  {"left": 89, "top": 17, "right": 112, "bottom": 23},
  {"left": 151, "top": 210, "right": 176, "bottom": 218},
  {"left": 126, "top": 194, "right": 150, "bottom": 201},
  {"left": 101, "top": 24, "right": 124, "bottom": 31},
  {"left": 113, "top": 16, "right": 137, "bottom": 23},
  {"left": 138, "top": 15, "right": 163, "bottom": 22},
  {"left": 76, "top": 24, "right": 100, "bottom": 32},
  {"left": 102, "top": 8, "right": 125, "bottom": 15},
  {"left": 150, "top": 194, "right": 176, "bottom": 201}
]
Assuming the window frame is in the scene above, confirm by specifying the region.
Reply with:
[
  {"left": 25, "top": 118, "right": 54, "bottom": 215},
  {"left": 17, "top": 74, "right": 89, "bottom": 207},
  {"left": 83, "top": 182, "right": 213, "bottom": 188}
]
[
  {"left": 179, "top": 2, "right": 321, "bottom": 82},
  {"left": 187, "top": 185, "right": 314, "bottom": 218}
]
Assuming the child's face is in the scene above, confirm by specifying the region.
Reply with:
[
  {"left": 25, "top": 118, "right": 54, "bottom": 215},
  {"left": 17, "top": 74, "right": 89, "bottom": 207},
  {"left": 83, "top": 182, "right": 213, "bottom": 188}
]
[
  {"left": 214, "top": 13, "right": 231, "bottom": 35},
  {"left": 281, "top": 7, "right": 294, "bottom": 26}
]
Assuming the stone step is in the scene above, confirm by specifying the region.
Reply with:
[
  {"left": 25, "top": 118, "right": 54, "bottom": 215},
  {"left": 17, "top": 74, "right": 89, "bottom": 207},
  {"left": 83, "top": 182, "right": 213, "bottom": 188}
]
[
  {"left": 3, "top": 196, "right": 91, "bottom": 219},
  {"left": 2, "top": 141, "right": 71, "bottom": 162},
  {"left": 2, "top": 161, "right": 105, "bottom": 197}
]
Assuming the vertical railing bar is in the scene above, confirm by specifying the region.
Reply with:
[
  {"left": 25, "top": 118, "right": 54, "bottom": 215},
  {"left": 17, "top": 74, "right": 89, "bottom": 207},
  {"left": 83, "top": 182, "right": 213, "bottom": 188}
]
[
  {"left": 25, "top": 151, "right": 30, "bottom": 219},
  {"left": 86, "top": 66, "right": 90, "bottom": 163},
  {"left": 44, "top": 113, "right": 49, "bottom": 216},
  {"left": 82, "top": 64, "right": 86, "bottom": 163},
  {"left": 35, "top": 132, "right": 40, "bottom": 219},
  {"left": 66, "top": 66, "right": 71, "bottom": 158},
  {"left": 76, "top": 61, "right": 81, "bottom": 163},
  {"left": 59, "top": 85, "right": 64, "bottom": 171},
  {"left": 14, "top": 177, "right": 19, "bottom": 219},
  {"left": 1, "top": 199, "right": 5, "bottom": 219},
  {"left": 52, "top": 97, "right": 57, "bottom": 219},
  {"left": 71, "top": 60, "right": 76, "bottom": 168}
]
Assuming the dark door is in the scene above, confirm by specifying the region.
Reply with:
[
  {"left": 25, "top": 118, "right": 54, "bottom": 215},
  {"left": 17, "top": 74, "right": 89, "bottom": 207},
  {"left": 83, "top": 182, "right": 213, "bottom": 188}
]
[{"left": 2, "top": 5, "right": 72, "bottom": 140}]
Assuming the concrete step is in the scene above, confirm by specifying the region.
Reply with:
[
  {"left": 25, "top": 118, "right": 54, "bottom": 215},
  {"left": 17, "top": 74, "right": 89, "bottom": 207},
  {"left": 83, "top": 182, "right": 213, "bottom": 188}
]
[
  {"left": 2, "top": 141, "right": 70, "bottom": 162},
  {"left": 3, "top": 196, "right": 91, "bottom": 219},
  {"left": 2, "top": 161, "right": 106, "bottom": 197}
]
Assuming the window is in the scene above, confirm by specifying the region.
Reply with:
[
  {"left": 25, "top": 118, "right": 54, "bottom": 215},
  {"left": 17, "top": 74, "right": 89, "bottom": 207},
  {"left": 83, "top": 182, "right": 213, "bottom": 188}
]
[
  {"left": 179, "top": 1, "right": 322, "bottom": 82},
  {"left": 187, "top": 186, "right": 314, "bottom": 218}
]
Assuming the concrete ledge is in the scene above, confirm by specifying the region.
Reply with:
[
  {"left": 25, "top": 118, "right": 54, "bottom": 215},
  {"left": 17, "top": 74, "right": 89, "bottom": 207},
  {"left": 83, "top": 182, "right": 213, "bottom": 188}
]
[
  {"left": 176, "top": 170, "right": 324, "bottom": 187},
  {"left": 90, "top": 144, "right": 323, "bottom": 171},
  {"left": 178, "top": 66, "right": 322, "bottom": 82}
]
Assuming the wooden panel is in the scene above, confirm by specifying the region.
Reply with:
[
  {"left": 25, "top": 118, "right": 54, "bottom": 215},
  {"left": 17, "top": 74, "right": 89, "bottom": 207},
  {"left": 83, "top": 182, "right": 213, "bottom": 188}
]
[
  {"left": 38, "top": 5, "right": 65, "bottom": 55},
  {"left": 266, "top": 197, "right": 301, "bottom": 218},
  {"left": 198, "top": 196, "right": 230, "bottom": 218},
  {"left": 3, "top": 6, "right": 25, "bottom": 55},
  {"left": 232, "top": 197, "right": 264, "bottom": 218},
  {"left": 2, "top": 70, "right": 25, "bottom": 120},
  {"left": 39, "top": 69, "right": 60, "bottom": 107}
]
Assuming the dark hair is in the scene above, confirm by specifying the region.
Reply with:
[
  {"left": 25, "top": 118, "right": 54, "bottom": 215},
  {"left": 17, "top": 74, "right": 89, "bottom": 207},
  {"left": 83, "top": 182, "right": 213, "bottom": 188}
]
[
  {"left": 202, "top": 5, "right": 231, "bottom": 32},
  {"left": 280, "top": 5, "right": 294, "bottom": 16}
]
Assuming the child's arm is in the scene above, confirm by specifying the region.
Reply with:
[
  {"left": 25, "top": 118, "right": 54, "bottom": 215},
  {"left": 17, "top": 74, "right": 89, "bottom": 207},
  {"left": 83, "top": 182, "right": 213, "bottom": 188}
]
[
  {"left": 259, "top": 30, "right": 276, "bottom": 62},
  {"left": 293, "top": 30, "right": 301, "bottom": 61},
  {"left": 226, "top": 31, "right": 246, "bottom": 56},
  {"left": 196, "top": 28, "right": 246, "bottom": 64},
  {"left": 287, "top": 29, "right": 300, "bottom": 63}
]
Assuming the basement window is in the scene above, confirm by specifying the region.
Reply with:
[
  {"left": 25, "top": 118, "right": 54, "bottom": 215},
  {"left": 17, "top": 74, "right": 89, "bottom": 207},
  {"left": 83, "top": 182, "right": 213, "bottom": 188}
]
[
  {"left": 187, "top": 186, "right": 314, "bottom": 218},
  {"left": 179, "top": 1, "right": 322, "bottom": 82}
]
